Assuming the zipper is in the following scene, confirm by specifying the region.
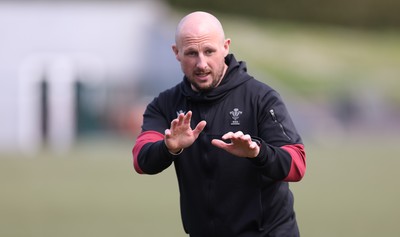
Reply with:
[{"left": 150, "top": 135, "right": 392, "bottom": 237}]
[
  {"left": 269, "top": 109, "right": 291, "bottom": 141},
  {"left": 257, "top": 174, "right": 265, "bottom": 232}
]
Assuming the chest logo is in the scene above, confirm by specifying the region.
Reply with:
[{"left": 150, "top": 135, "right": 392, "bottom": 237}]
[
  {"left": 230, "top": 108, "right": 242, "bottom": 126},
  {"left": 176, "top": 110, "right": 186, "bottom": 117}
]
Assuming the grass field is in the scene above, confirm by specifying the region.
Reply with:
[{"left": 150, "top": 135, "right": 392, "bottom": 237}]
[
  {"left": 1, "top": 136, "right": 400, "bottom": 237},
  {"left": 0, "top": 138, "right": 184, "bottom": 237}
]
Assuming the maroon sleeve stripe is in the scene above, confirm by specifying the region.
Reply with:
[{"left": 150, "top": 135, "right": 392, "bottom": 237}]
[
  {"left": 281, "top": 144, "right": 306, "bottom": 182},
  {"left": 132, "top": 131, "right": 164, "bottom": 174}
]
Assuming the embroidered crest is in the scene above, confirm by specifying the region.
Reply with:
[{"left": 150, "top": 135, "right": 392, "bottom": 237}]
[
  {"left": 230, "top": 108, "right": 242, "bottom": 126},
  {"left": 176, "top": 110, "right": 186, "bottom": 117}
]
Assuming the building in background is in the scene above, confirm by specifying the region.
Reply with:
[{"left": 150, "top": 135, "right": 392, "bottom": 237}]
[{"left": 0, "top": 0, "right": 181, "bottom": 153}]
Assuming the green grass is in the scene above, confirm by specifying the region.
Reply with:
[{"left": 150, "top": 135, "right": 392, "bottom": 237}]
[
  {"left": 292, "top": 137, "right": 400, "bottom": 237},
  {"left": 0, "top": 139, "right": 184, "bottom": 237},
  {"left": 1, "top": 136, "right": 400, "bottom": 237}
]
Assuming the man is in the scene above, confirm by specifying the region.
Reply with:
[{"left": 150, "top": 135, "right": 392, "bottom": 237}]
[{"left": 133, "top": 11, "right": 306, "bottom": 237}]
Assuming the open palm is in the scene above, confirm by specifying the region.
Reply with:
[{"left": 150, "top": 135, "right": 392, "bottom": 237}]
[{"left": 164, "top": 111, "right": 206, "bottom": 153}]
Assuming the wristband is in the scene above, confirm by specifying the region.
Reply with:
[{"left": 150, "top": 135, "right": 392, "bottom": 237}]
[{"left": 168, "top": 148, "right": 184, "bottom": 155}]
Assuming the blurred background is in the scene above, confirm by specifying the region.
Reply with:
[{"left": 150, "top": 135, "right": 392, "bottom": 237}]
[{"left": 0, "top": 0, "right": 399, "bottom": 236}]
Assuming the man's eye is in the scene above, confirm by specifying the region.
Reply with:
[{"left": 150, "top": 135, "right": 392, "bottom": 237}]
[
  {"left": 205, "top": 50, "right": 214, "bottom": 55},
  {"left": 186, "top": 51, "right": 197, "bottom": 56}
]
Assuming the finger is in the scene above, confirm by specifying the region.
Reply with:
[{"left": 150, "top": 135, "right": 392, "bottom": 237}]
[
  {"left": 177, "top": 113, "right": 185, "bottom": 126},
  {"left": 165, "top": 128, "right": 171, "bottom": 137},
  {"left": 221, "top": 132, "right": 234, "bottom": 140},
  {"left": 233, "top": 131, "right": 244, "bottom": 139},
  {"left": 183, "top": 111, "right": 192, "bottom": 125},
  {"left": 170, "top": 118, "right": 178, "bottom": 131},
  {"left": 249, "top": 141, "right": 258, "bottom": 149},
  {"left": 211, "top": 139, "right": 229, "bottom": 149},
  {"left": 240, "top": 134, "right": 252, "bottom": 142}
]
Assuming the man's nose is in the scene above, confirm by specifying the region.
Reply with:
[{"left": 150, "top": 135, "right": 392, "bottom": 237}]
[{"left": 196, "top": 54, "right": 207, "bottom": 69}]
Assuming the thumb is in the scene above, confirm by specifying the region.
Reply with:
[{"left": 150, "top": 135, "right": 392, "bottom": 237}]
[
  {"left": 211, "top": 139, "right": 228, "bottom": 149},
  {"left": 193, "top": 121, "right": 207, "bottom": 137}
]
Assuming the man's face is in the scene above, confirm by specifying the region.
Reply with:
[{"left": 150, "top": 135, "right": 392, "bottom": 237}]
[{"left": 173, "top": 31, "right": 230, "bottom": 92}]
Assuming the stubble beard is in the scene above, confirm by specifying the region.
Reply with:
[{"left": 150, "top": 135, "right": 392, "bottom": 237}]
[{"left": 189, "top": 65, "right": 226, "bottom": 92}]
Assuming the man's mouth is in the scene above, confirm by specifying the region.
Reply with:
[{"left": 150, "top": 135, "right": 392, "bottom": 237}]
[{"left": 194, "top": 71, "right": 211, "bottom": 79}]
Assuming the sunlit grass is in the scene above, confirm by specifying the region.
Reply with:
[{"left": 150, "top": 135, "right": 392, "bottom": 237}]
[
  {"left": 0, "top": 138, "right": 184, "bottom": 237},
  {"left": 292, "top": 138, "right": 400, "bottom": 237},
  {"left": 1, "top": 136, "right": 400, "bottom": 237}
]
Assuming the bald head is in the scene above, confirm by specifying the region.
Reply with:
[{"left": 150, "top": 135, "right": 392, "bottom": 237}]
[
  {"left": 175, "top": 11, "right": 226, "bottom": 47},
  {"left": 172, "top": 11, "right": 231, "bottom": 92}
]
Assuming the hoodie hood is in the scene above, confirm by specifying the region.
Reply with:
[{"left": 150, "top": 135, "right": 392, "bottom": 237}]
[{"left": 180, "top": 54, "right": 252, "bottom": 103}]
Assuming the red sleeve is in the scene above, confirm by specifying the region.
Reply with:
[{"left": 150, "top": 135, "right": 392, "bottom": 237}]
[
  {"left": 281, "top": 144, "right": 306, "bottom": 182},
  {"left": 132, "top": 131, "right": 164, "bottom": 174}
]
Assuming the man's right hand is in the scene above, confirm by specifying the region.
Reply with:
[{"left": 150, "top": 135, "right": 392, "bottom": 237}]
[{"left": 164, "top": 111, "right": 206, "bottom": 154}]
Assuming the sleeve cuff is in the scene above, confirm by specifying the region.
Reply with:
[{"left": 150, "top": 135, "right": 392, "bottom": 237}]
[
  {"left": 161, "top": 141, "right": 182, "bottom": 159},
  {"left": 168, "top": 148, "right": 184, "bottom": 155},
  {"left": 248, "top": 137, "right": 268, "bottom": 166}
]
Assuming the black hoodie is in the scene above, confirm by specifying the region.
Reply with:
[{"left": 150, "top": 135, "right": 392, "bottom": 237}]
[{"left": 134, "top": 54, "right": 305, "bottom": 237}]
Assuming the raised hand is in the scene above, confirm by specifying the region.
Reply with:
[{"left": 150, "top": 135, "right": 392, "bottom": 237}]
[
  {"left": 164, "top": 111, "right": 207, "bottom": 154},
  {"left": 211, "top": 131, "right": 260, "bottom": 158}
]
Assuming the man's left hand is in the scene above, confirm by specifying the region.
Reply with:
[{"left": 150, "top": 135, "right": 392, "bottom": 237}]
[{"left": 211, "top": 131, "right": 260, "bottom": 158}]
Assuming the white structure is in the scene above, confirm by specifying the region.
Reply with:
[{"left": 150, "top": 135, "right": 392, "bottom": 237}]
[
  {"left": 18, "top": 55, "right": 80, "bottom": 153},
  {"left": 0, "top": 0, "right": 172, "bottom": 153}
]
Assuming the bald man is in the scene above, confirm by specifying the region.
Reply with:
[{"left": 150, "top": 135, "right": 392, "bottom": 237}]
[{"left": 133, "top": 11, "right": 306, "bottom": 237}]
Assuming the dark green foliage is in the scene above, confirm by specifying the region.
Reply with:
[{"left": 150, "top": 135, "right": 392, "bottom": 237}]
[{"left": 165, "top": 0, "right": 400, "bottom": 28}]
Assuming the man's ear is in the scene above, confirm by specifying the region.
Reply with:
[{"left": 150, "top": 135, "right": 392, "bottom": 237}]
[
  {"left": 223, "top": 38, "right": 231, "bottom": 57},
  {"left": 172, "top": 45, "right": 180, "bottom": 61}
]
